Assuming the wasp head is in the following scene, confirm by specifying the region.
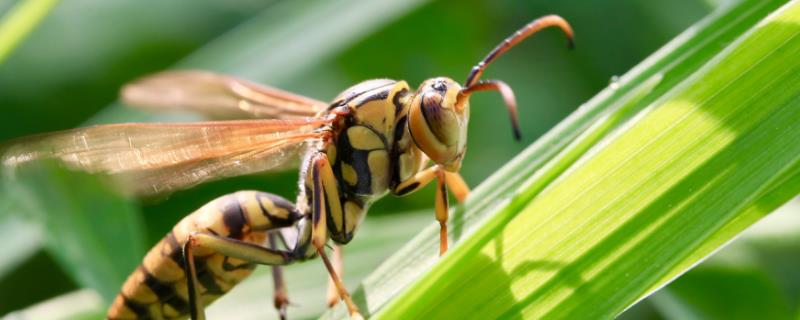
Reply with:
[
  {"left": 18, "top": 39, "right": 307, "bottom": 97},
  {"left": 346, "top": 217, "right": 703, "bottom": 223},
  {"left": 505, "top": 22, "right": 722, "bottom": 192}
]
[
  {"left": 407, "top": 77, "right": 469, "bottom": 172},
  {"left": 406, "top": 15, "right": 574, "bottom": 172}
]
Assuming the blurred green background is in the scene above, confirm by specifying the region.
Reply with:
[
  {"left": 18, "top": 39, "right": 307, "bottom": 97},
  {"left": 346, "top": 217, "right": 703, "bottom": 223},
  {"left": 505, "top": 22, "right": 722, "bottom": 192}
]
[{"left": 0, "top": 0, "right": 797, "bottom": 319}]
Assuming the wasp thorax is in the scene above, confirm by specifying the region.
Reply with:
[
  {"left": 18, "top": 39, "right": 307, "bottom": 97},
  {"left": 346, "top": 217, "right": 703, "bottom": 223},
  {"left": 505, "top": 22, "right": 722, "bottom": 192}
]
[{"left": 408, "top": 77, "right": 469, "bottom": 172}]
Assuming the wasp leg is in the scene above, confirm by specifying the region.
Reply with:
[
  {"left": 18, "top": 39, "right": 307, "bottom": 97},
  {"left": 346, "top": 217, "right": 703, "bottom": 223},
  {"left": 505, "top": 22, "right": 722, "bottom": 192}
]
[
  {"left": 396, "top": 167, "right": 470, "bottom": 203},
  {"left": 434, "top": 169, "right": 449, "bottom": 255},
  {"left": 444, "top": 172, "right": 470, "bottom": 203},
  {"left": 394, "top": 165, "right": 465, "bottom": 255},
  {"left": 326, "top": 245, "right": 344, "bottom": 308},
  {"left": 268, "top": 232, "right": 290, "bottom": 320},
  {"left": 183, "top": 233, "right": 295, "bottom": 320},
  {"left": 311, "top": 153, "right": 363, "bottom": 320}
]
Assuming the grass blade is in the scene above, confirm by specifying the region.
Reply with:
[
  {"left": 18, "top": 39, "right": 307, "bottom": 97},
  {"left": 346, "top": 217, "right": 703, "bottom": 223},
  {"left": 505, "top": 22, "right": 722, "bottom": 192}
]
[
  {"left": 649, "top": 201, "right": 800, "bottom": 320},
  {"left": 323, "top": 0, "right": 791, "bottom": 318},
  {"left": 375, "top": 1, "right": 800, "bottom": 318},
  {"left": 0, "top": 0, "right": 58, "bottom": 63}
]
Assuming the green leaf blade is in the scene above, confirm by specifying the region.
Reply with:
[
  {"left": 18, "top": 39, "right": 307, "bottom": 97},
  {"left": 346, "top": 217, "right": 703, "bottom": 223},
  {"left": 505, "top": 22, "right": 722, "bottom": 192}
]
[
  {"left": 0, "top": 0, "right": 59, "bottom": 63},
  {"left": 374, "top": 1, "right": 800, "bottom": 319}
]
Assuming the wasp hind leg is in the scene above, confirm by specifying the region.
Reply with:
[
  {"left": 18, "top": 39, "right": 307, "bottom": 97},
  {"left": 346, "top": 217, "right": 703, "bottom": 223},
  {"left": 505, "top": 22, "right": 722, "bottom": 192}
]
[
  {"left": 268, "top": 231, "right": 291, "bottom": 320},
  {"left": 179, "top": 190, "right": 305, "bottom": 320},
  {"left": 182, "top": 232, "right": 296, "bottom": 320}
]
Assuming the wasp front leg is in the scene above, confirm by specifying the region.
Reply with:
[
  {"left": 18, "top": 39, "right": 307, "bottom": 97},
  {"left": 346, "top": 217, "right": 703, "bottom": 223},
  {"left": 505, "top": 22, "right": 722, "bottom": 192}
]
[
  {"left": 394, "top": 166, "right": 471, "bottom": 255},
  {"left": 326, "top": 245, "right": 344, "bottom": 308},
  {"left": 309, "top": 152, "right": 364, "bottom": 319}
]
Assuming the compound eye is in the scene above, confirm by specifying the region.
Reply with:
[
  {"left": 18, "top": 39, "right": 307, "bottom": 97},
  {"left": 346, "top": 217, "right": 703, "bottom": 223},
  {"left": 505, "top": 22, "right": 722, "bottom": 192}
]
[{"left": 421, "top": 93, "right": 459, "bottom": 147}]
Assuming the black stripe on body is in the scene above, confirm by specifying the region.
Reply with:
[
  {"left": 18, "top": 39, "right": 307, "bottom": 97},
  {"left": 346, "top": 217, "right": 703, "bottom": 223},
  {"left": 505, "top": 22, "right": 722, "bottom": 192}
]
[
  {"left": 335, "top": 128, "right": 376, "bottom": 195},
  {"left": 220, "top": 197, "right": 247, "bottom": 239},
  {"left": 390, "top": 115, "right": 409, "bottom": 188},
  {"left": 356, "top": 89, "right": 389, "bottom": 106},
  {"left": 122, "top": 296, "right": 150, "bottom": 319},
  {"left": 291, "top": 218, "right": 316, "bottom": 261},
  {"left": 393, "top": 116, "right": 407, "bottom": 143},
  {"left": 352, "top": 150, "right": 373, "bottom": 194},
  {"left": 194, "top": 258, "right": 224, "bottom": 295},
  {"left": 392, "top": 88, "right": 408, "bottom": 115},
  {"left": 329, "top": 81, "right": 395, "bottom": 110},
  {"left": 139, "top": 266, "right": 190, "bottom": 315},
  {"left": 165, "top": 231, "right": 184, "bottom": 268},
  {"left": 256, "top": 193, "right": 301, "bottom": 227},
  {"left": 330, "top": 192, "right": 368, "bottom": 244}
]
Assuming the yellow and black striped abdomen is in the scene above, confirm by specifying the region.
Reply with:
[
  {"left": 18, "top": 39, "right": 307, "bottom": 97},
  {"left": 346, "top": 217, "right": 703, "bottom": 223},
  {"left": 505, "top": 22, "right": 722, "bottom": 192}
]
[{"left": 107, "top": 191, "right": 300, "bottom": 320}]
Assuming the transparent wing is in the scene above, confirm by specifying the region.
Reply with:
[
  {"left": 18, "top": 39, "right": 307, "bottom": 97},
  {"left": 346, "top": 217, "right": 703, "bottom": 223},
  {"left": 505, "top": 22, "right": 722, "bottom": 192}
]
[
  {"left": 121, "top": 70, "right": 327, "bottom": 119},
  {"left": 2, "top": 118, "right": 331, "bottom": 197}
]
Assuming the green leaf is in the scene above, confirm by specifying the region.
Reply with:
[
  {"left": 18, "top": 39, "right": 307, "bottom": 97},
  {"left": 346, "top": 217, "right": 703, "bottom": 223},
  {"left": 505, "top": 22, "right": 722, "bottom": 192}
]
[
  {"left": 623, "top": 224, "right": 800, "bottom": 320},
  {"left": 319, "top": 0, "right": 800, "bottom": 318},
  {"left": 2, "top": 161, "right": 145, "bottom": 302},
  {"left": 642, "top": 199, "right": 800, "bottom": 320},
  {"left": 0, "top": 0, "right": 59, "bottom": 63}
]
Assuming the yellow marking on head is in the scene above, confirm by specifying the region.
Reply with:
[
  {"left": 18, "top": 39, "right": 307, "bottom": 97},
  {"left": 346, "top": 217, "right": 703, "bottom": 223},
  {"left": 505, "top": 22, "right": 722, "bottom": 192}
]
[
  {"left": 347, "top": 126, "right": 384, "bottom": 150},
  {"left": 368, "top": 150, "right": 390, "bottom": 192},
  {"left": 342, "top": 162, "right": 358, "bottom": 186},
  {"left": 407, "top": 78, "right": 468, "bottom": 170},
  {"left": 344, "top": 201, "right": 363, "bottom": 234}
]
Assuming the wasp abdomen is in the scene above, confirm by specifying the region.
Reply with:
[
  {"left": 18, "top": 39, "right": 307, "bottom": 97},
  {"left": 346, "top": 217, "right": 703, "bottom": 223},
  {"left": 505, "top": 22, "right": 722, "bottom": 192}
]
[{"left": 107, "top": 191, "right": 301, "bottom": 320}]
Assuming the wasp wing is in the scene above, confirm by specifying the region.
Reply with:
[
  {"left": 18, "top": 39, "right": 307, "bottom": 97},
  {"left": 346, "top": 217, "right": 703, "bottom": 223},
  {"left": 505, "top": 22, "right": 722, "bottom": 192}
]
[
  {"left": 2, "top": 118, "right": 330, "bottom": 197},
  {"left": 121, "top": 70, "right": 328, "bottom": 119}
]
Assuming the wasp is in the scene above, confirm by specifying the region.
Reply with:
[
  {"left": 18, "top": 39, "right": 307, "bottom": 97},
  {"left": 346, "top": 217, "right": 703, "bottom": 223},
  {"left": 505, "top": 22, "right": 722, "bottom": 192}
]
[{"left": 2, "top": 15, "right": 574, "bottom": 320}]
